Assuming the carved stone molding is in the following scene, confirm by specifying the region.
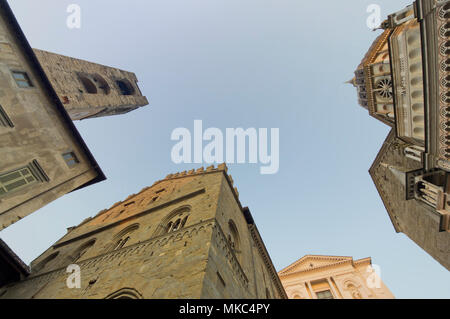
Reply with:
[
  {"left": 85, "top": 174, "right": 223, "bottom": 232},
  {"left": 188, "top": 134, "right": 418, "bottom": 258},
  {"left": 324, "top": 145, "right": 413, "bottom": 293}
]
[
  {"left": 8, "top": 219, "right": 216, "bottom": 289},
  {"left": 249, "top": 225, "right": 288, "bottom": 298},
  {"left": 211, "top": 222, "right": 249, "bottom": 289}
]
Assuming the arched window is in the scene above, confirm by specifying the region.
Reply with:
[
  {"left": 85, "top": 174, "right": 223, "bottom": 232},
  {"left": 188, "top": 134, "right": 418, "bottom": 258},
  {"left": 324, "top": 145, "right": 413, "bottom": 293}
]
[
  {"left": 172, "top": 218, "right": 181, "bottom": 231},
  {"left": 78, "top": 74, "right": 97, "bottom": 94},
  {"left": 92, "top": 74, "right": 110, "bottom": 94},
  {"left": 32, "top": 251, "right": 59, "bottom": 273},
  {"left": 116, "top": 79, "right": 135, "bottom": 95},
  {"left": 166, "top": 214, "right": 189, "bottom": 233},
  {"left": 109, "top": 224, "right": 139, "bottom": 252},
  {"left": 71, "top": 239, "right": 96, "bottom": 263},
  {"left": 113, "top": 236, "right": 130, "bottom": 251},
  {"left": 105, "top": 288, "right": 143, "bottom": 299},
  {"left": 156, "top": 206, "right": 190, "bottom": 236},
  {"left": 181, "top": 215, "right": 188, "bottom": 228}
]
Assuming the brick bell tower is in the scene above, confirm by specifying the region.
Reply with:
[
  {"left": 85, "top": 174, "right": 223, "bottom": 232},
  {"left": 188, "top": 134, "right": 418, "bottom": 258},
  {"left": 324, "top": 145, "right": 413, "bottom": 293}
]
[{"left": 0, "top": 164, "right": 287, "bottom": 299}]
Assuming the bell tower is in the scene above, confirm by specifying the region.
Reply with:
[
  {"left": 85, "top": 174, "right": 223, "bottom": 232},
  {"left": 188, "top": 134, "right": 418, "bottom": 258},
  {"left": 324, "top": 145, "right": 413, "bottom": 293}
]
[{"left": 33, "top": 49, "right": 149, "bottom": 120}]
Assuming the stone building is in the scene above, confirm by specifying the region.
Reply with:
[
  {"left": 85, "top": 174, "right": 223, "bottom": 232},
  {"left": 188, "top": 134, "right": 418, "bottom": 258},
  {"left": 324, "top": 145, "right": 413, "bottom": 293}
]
[
  {"left": 351, "top": 0, "right": 450, "bottom": 270},
  {"left": 278, "top": 255, "right": 394, "bottom": 299},
  {"left": 0, "top": 164, "right": 287, "bottom": 299},
  {"left": 0, "top": 0, "right": 105, "bottom": 230},
  {"left": 0, "top": 0, "right": 149, "bottom": 230}
]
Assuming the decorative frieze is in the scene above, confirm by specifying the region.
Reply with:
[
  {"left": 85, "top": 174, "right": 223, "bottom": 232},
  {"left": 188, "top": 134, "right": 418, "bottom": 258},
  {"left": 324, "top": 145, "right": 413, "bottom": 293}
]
[{"left": 10, "top": 219, "right": 216, "bottom": 288}]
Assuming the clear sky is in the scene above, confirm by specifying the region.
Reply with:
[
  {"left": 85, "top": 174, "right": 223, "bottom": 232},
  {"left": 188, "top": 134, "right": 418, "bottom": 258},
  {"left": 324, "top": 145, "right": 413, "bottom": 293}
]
[{"left": 1, "top": 0, "right": 449, "bottom": 298}]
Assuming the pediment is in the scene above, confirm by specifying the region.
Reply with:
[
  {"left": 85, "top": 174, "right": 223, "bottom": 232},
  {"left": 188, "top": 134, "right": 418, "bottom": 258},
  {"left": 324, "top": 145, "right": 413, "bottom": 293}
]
[{"left": 278, "top": 255, "right": 353, "bottom": 275}]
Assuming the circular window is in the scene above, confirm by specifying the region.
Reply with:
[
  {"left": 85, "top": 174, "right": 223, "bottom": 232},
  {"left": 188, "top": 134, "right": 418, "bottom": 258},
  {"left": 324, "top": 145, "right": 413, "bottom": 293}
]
[{"left": 376, "top": 78, "right": 393, "bottom": 99}]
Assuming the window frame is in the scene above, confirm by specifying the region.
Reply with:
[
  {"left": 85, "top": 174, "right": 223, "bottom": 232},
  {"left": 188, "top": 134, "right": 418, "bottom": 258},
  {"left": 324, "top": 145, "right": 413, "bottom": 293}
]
[
  {"left": 62, "top": 151, "right": 80, "bottom": 168},
  {"left": 0, "top": 160, "right": 49, "bottom": 197},
  {"left": 316, "top": 289, "right": 334, "bottom": 299},
  {"left": 11, "top": 70, "right": 33, "bottom": 89},
  {"left": 0, "top": 104, "right": 14, "bottom": 128}
]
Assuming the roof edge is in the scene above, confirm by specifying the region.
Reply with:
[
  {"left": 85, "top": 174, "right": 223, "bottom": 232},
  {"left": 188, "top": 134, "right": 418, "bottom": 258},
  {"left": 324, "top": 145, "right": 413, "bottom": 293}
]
[{"left": 0, "top": 0, "right": 106, "bottom": 189}]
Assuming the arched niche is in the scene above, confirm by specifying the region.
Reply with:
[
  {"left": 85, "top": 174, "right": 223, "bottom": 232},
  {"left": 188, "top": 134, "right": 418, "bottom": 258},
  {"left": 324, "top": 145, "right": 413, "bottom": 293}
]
[
  {"left": 92, "top": 73, "right": 111, "bottom": 94},
  {"left": 78, "top": 74, "right": 97, "bottom": 94}
]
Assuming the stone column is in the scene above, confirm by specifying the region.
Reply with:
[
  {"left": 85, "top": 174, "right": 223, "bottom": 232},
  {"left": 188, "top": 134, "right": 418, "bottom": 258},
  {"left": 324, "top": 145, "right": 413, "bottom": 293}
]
[
  {"left": 326, "top": 277, "right": 341, "bottom": 299},
  {"left": 306, "top": 281, "right": 317, "bottom": 299}
]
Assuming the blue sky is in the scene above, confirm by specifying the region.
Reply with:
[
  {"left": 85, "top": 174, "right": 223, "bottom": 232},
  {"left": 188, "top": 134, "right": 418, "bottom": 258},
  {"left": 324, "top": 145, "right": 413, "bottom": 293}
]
[{"left": 1, "top": 0, "right": 449, "bottom": 298}]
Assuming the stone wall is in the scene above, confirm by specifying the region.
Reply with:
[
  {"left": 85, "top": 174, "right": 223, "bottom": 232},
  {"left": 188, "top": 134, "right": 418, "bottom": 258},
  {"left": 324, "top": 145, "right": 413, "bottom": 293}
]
[
  {"left": 370, "top": 130, "right": 450, "bottom": 270},
  {"left": 0, "top": 7, "right": 102, "bottom": 230}
]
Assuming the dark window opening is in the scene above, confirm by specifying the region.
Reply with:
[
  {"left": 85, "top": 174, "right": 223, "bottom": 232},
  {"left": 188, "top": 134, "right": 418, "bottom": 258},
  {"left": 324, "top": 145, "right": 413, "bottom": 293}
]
[
  {"left": 422, "top": 171, "right": 446, "bottom": 187},
  {"left": 78, "top": 74, "right": 97, "bottom": 94},
  {"left": 116, "top": 80, "right": 135, "bottom": 95},
  {"left": 92, "top": 74, "right": 111, "bottom": 94}
]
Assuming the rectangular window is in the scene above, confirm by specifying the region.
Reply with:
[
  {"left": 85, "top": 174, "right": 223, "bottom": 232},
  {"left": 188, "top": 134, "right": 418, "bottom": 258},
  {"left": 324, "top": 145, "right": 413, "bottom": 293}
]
[
  {"left": 0, "top": 167, "right": 35, "bottom": 195},
  {"left": 316, "top": 290, "right": 334, "bottom": 299},
  {"left": 12, "top": 71, "right": 33, "bottom": 88},
  {"left": 0, "top": 104, "right": 13, "bottom": 127},
  {"left": 62, "top": 152, "right": 79, "bottom": 167},
  {"left": 0, "top": 160, "right": 49, "bottom": 196}
]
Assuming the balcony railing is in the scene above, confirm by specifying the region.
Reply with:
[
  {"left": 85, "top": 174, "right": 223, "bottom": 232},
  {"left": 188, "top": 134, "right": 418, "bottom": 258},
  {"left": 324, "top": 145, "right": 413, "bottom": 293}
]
[{"left": 416, "top": 180, "right": 442, "bottom": 208}]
